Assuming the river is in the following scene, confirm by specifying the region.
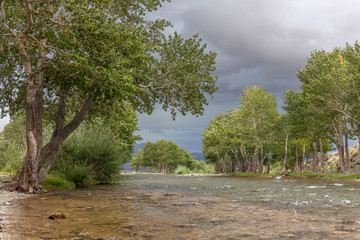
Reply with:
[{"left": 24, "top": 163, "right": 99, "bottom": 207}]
[{"left": 1, "top": 174, "right": 360, "bottom": 239}]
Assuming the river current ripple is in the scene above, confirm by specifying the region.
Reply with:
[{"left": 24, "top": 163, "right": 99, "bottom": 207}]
[{"left": 1, "top": 174, "right": 360, "bottom": 239}]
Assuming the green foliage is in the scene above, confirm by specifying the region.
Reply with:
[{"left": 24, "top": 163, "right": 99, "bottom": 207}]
[
  {"left": 132, "top": 140, "right": 203, "bottom": 173},
  {"left": 0, "top": 141, "right": 25, "bottom": 173},
  {"left": 192, "top": 161, "right": 216, "bottom": 173},
  {"left": 130, "top": 149, "right": 144, "bottom": 171},
  {"left": 42, "top": 174, "right": 76, "bottom": 191},
  {"left": 52, "top": 124, "right": 129, "bottom": 185},
  {"left": 202, "top": 86, "right": 279, "bottom": 174},
  {"left": 0, "top": 0, "right": 218, "bottom": 120},
  {"left": 175, "top": 166, "right": 191, "bottom": 175},
  {"left": 0, "top": 112, "right": 27, "bottom": 173}
]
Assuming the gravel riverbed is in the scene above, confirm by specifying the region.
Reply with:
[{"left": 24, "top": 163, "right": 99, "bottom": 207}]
[{"left": 0, "top": 176, "right": 30, "bottom": 206}]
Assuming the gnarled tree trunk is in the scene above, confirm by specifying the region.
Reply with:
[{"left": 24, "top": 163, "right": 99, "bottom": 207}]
[{"left": 11, "top": 96, "right": 93, "bottom": 193}]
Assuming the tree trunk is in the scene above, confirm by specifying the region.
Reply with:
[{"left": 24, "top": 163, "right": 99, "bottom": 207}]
[
  {"left": 344, "top": 121, "right": 350, "bottom": 171},
  {"left": 358, "top": 123, "right": 360, "bottom": 159},
  {"left": 266, "top": 152, "right": 271, "bottom": 174},
  {"left": 295, "top": 146, "right": 299, "bottom": 173},
  {"left": 338, "top": 121, "right": 345, "bottom": 172},
  {"left": 337, "top": 143, "right": 345, "bottom": 172},
  {"left": 217, "top": 156, "right": 222, "bottom": 173},
  {"left": 258, "top": 146, "right": 264, "bottom": 175},
  {"left": 11, "top": 38, "right": 45, "bottom": 193},
  {"left": 282, "top": 133, "right": 289, "bottom": 175},
  {"left": 301, "top": 145, "right": 306, "bottom": 173},
  {"left": 253, "top": 147, "right": 259, "bottom": 174},
  {"left": 319, "top": 138, "right": 325, "bottom": 173},
  {"left": 13, "top": 96, "right": 94, "bottom": 192},
  {"left": 233, "top": 148, "right": 242, "bottom": 173},
  {"left": 312, "top": 141, "right": 318, "bottom": 173},
  {"left": 36, "top": 96, "right": 93, "bottom": 183}
]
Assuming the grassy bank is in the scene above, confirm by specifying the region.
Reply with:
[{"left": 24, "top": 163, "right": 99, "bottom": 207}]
[{"left": 41, "top": 174, "right": 76, "bottom": 191}]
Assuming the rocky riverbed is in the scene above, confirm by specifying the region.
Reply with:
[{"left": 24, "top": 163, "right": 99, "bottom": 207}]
[{"left": 0, "top": 176, "right": 30, "bottom": 206}]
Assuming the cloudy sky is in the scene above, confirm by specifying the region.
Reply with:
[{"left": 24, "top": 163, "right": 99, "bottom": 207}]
[
  {"left": 1, "top": 0, "right": 360, "bottom": 153},
  {"left": 136, "top": 0, "right": 360, "bottom": 152}
]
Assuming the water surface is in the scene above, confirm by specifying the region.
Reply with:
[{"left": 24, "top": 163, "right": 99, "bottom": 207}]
[{"left": 1, "top": 174, "right": 360, "bottom": 239}]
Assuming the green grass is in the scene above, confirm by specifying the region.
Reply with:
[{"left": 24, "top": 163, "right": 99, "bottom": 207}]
[
  {"left": 325, "top": 174, "right": 360, "bottom": 179},
  {"left": 42, "top": 174, "right": 76, "bottom": 191}
]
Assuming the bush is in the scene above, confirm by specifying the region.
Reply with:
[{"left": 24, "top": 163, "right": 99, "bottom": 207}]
[
  {"left": 192, "top": 161, "right": 216, "bottom": 173},
  {"left": 175, "top": 166, "right": 191, "bottom": 174},
  {"left": 0, "top": 112, "right": 27, "bottom": 174},
  {"left": 0, "top": 141, "right": 26, "bottom": 174},
  {"left": 51, "top": 124, "right": 129, "bottom": 185}
]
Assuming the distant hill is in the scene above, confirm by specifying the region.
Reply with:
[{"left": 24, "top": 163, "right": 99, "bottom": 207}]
[
  {"left": 191, "top": 152, "right": 204, "bottom": 161},
  {"left": 133, "top": 142, "right": 146, "bottom": 154}
]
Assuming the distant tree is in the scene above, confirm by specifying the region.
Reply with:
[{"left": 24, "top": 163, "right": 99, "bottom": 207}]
[
  {"left": 141, "top": 140, "right": 198, "bottom": 173},
  {"left": 130, "top": 149, "right": 144, "bottom": 172}
]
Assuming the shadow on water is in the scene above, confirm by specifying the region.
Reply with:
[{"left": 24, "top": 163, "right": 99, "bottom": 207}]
[{"left": 1, "top": 174, "right": 360, "bottom": 239}]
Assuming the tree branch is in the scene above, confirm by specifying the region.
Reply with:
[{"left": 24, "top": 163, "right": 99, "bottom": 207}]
[
  {"left": 40, "top": 96, "right": 94, "bottom": 159},
  {"left": 1, "top": 0, "right": 17, "bottom": 36},
  {"left": 23, "top": 0, "right": 35, "bottom": 35}
]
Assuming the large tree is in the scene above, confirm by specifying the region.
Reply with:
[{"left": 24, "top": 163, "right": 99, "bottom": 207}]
[{"left": 0, "top": 0, "right": 217, "bottom": 193}]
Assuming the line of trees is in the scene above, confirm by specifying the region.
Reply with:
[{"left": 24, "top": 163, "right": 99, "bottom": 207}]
[
  {"left": 131, "top": 140, "right": 210, "bottom": 173},
  {"left": 203, "top": 42, "right": 360, "bottom": 174}
]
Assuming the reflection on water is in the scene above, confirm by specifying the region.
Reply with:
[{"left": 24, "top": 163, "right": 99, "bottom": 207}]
[{"left": 1, "top": 174, "right": 360, "bottom": 239}]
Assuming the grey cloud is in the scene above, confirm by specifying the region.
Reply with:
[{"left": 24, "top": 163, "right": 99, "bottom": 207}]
[{"left": 136, "top": 0, "right": 360, "bottom": 152}]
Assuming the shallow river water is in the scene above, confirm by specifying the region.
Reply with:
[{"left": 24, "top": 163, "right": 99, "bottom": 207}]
[{"left": 1, "top": 174, "right": 360, "bottom": 239}]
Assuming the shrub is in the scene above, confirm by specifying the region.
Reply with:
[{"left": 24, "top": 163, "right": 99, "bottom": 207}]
[
  {"left": 0, "top": 141, "right": 26, "bottom": 174},
  {"left": 51, "top": 124, "right": 129, "bottom": 185},
  {"left": 175, "top": 166, "right": 191, "bottom": 174}
]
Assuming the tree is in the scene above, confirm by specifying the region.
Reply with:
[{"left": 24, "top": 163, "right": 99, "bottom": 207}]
[
  {"left": 296, "top": 46, "right": 360, "bottom": 172},
  {"left": 238, "top": 86, "right": 279, "bottom": 174},
  {"left": 140, "top": 140, "right": 197, "bottom": 173},
  {"left": 0, "top": 0, "right": 217, "bottom": 193},
  {"left": 130, "top": 149, "right": 144, "bottom": 172},
  {"left": 202, "top": 86, "right": 279, "bottom": 174}
]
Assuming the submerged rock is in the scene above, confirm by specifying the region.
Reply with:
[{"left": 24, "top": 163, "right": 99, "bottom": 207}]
[
  {"left": 122, "top": 196, "right": 133, "bottom": 200},
  {"left": 49, "top": 211, "right": 67, "bottom": 219}
]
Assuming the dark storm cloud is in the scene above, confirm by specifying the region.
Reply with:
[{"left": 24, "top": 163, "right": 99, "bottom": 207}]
[{"left": 136, "top": 0, "right": 360, "bottom": 152}]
